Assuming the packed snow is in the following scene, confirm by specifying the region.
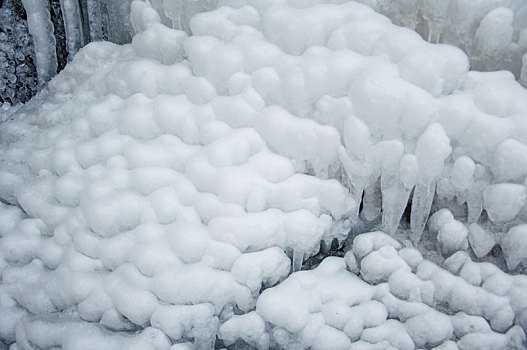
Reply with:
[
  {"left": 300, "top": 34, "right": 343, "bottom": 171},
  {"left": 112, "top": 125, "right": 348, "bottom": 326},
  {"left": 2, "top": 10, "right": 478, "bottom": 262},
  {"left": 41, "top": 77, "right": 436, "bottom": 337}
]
[{"left": 1, "top": 0, "right": 527, "bottom": 349}]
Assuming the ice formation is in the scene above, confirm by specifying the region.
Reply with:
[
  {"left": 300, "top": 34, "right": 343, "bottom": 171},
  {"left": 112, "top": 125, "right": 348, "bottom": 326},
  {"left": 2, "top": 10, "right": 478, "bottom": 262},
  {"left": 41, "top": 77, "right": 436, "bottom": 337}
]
[
  {"left": 1, "top": 0, "right": 136, "bottom": 107},
  {"left": 6, "top": 0, "right": 527, "bottom": 107},
  {"left": 1, "top": 0, "right": 527, "bottom": 349},
  {"left": 20, "top": 0, "right": 58, "bottom": 88},
  {"left": 357, "top": 0, "right": 527, "bottom": 86},
  {"left": 0, "top": 0, "right": 38, "bottom": 107}
]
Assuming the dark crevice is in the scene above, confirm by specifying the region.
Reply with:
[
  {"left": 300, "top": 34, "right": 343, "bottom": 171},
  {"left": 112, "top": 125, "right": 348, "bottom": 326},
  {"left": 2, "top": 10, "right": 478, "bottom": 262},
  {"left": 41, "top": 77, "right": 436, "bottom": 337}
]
[
  {"left": 223, "top": 338, "right": 258, "bottom": 350},
  {"left": 401, "top": 191, "right": 414, "bottom": 229},
  {"left": 303, "top": 238, "right": 347, "bottom": 271},
  {"left": 358, "top": 190, "right": 365, "bottom": 214},
  {"left": 10, "top": 0, "right": 24, "bottom": 19},
  {"left": 0, "top": 197, "right": 12, "bottom": 206}
]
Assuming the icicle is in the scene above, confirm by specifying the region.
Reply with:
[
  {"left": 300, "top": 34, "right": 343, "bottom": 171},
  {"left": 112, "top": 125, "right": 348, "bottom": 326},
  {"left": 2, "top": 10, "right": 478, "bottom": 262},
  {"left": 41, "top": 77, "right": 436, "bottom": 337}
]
[
  {"left": 340, "top": 115, "right": 375, "bottom": 222},
  {"left": 22, "top": 0, "right": 57, "bottom": 86},
  {"left": 60, "top": 0, "right": 84, "bottom": 59},
  {"left": 420, "top": 0, "right": 449, "bottom": 44},
  {"left": 467, "top": 164, "right": 490, "bottom": 223},
  {"left": 382, "top": 154, "right": 417, "bottom": 235},
  {"left": 372, "top": 140, "right": 406, "bottom": 233},
  {"left": 347, "top": 184, "right": 363, "bottom": 223},
  {"left": 410, "top": 179, "right": 436, "bottom": 242},
  {"left": 319, "top": 240, "right": 330, "bottom": 255},
  {"left": 382, "top": 181, "right": 411, "bottom": 234},
  {"left": 162, "top": 0, "right": 182, "bottom": 29},
  {"left": 292, "top": 248, "right": 303, "bottom": 272},
  {"left": 427, "top": 21, "right": 433, "bottom": 43},
  {"left": 339, "top": 147, "right": 369, "bottom": 223},
  {"left": 86, "top": 0, "right": 104, "bottom": 41},
  {"left": 467, "top": 191, "right": 483, "bottom": 224},
  {"left": 427, "top": 22, "right": 441, "bottom": 43},
  {"left": 361, "top": 180, "right": 382, "bottom": 222},
  {"left": 102, "top": 0, "right": 132, "bottom": 44},
  {"left": 326, "top": 218, "right": 353, "bottom": 247},
  {"left": 411, "top": 124, "right": 452, "bottom": 242}
]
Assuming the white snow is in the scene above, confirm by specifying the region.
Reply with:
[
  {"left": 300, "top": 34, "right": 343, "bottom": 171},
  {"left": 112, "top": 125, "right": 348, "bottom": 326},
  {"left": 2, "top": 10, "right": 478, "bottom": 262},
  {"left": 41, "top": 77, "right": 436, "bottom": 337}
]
[
  {"left": 483, "top": 183, "right": 526, "bottom": 223},
  {"left": 437, "top": 220, "right": 469, "bottom": 257}
]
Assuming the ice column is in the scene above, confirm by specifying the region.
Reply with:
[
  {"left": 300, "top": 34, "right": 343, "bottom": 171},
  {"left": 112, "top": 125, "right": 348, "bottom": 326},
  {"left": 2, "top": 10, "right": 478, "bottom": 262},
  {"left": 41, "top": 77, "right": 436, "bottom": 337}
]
[
  {"left": 100, "top": 0, "right": 133, "bottom": 44},
  {"left": 292, "top": 249, "right": 304, "bottom": 273},
  {"left": 22, "top": 0, "right": 57, "bottom": 86},
  {"left": 86, "top": 0, "right": 104, "bottom": 41},
  {"left": 60, "top": 0, "right": 85, "bottom": 58},
  {"left": 382, "top": 154, "right": 418, "bottom": 234},
  {"left": 339, "top": 115, "right": 374, "bottom": 222},
  {"left": 464, "top": 164, "right": 489, "bottom": 224},
  {"left": 410, "top": 123, "right": 451, "bottom": 242},
  {"left": 362, "top": 140, "right": 404, "bottom": 229}
]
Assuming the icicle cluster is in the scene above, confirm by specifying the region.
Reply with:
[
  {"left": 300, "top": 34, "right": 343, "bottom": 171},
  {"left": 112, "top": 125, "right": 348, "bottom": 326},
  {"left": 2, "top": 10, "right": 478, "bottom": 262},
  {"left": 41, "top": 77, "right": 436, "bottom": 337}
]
[{"left": 0, "top": 0, "right": 38, "bottom": 107}]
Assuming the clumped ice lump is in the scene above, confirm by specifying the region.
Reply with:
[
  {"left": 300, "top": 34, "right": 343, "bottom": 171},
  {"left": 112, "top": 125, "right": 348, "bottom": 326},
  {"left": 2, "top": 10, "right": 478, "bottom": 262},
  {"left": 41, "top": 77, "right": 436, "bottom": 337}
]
[{"left": 1, "top": 0, "right": 527, "bottom": 349}]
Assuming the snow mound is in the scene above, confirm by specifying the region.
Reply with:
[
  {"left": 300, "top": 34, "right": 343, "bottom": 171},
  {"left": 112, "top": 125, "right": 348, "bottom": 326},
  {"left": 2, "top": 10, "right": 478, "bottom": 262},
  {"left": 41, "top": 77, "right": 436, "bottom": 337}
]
[
  {"left": 1, "top": 0, "right": 527, "bottom": 348},
  {"left": 253, "top": 233, "right": 527, "bottom": 349}
]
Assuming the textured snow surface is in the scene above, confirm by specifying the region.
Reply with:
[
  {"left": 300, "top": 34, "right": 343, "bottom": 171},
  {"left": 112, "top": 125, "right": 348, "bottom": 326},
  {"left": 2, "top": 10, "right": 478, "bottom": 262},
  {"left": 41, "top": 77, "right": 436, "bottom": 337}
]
[
  {"left": 1, "top": 0, "right": 527, "bottom": 349},
  {"left": 356, "top": 0, "right": 527, "bottom": 86}
]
